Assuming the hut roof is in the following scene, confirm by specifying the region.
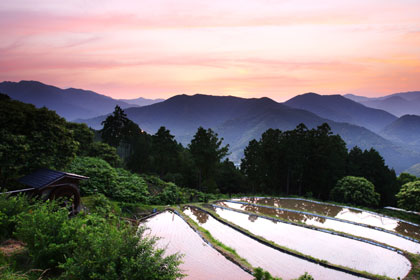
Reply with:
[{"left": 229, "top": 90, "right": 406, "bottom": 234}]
[{"left": 19, "top": 169, "right": 88, "bottom": 189}]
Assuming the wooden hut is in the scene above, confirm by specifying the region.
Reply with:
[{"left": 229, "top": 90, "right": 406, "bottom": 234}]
[{"left": 18, "top": 169, "right": 88, "bottom": 213}]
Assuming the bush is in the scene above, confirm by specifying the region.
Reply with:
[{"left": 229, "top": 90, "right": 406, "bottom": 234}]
[
  {"left": 0, "top": 194, "right": 30, "bottom": 241},
  {"left": 59, "top": 222, "right": 183, "bottom": 280},
  {"left": 113, "top": 168, "right": 149, "bottom": 203},
  {"left": 296, "top": 272, "right": 314, "bottom": 280},
  {"left": 330, "top": 176, "right": 380, "bottom": 207},
  {"left": 14, "top": 201, "right": 80, "bottom": 268},
  {"left": 82, "top": 194, "right": 121, "bottom": 217},
  {"left": 66, "top": 157, "right": 118, "bottom": 196},
  {"left": 253, "top": 267, "right": 282, "bottom": 280},
  {"left": 396, "top": 181, "right": 420, "bottom": 211},
  {"left": 14, "top": 199, "right": 183, "bottom": 279}
]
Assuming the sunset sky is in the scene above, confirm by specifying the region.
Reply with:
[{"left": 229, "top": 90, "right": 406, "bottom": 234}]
[{"left": 1, "top": 0, "right": 419, "bottom": 101}]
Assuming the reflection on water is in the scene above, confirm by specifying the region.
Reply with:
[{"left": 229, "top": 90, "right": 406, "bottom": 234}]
[
  {"left": 212, "top": 206, "right": 411, "bottom": 279},
  {"left": 143, "top": 211, "right": 252, "bottom": 280},
  {"left": 184, "top": 207, "right": 367, "bottom": 280},
  {"left": 220, "top": 201, "right": 420, "bottom": 254},
  {"left": 238, "top": 197, "right": 420, "bottom": 240}
]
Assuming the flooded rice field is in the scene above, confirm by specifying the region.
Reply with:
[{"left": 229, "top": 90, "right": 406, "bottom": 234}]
[
  {"left": 143, "top": 211, "right": 253, "bottom": 280},
  {"left": 183, "top": 207, "right": 367, "bottom": 280},
  {"left": 221, "top": 201, "right": 420, "bottom": 254},
  {"left": 236, "top": 197, "right": 420, "bottom": 240},
  {"left": 212, "top": 205, "right": 411, "bottom": 279}
]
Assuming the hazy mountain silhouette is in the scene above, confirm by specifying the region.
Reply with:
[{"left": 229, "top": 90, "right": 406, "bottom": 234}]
[
  {"left": 79, "top": 94, "right": 419, "bottom": 172},
  {"left": 380, "top": 115, "right": 420, "bottom": 146},
  {"left": 284, "top": 93, "right": 396, "bottom": 132},
  {"left": 118, "top": 97, "right": 164, "bottom": 107},
  {"left": 0, "top": 81, "right": 138, "bottom": 121},
  {"left": 344, "top": 91, "right": 420, "bottom": 117}
]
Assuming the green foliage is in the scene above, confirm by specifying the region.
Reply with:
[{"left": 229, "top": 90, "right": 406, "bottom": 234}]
[
  {"left": 241, "top": 123, "right": 347, "bottom": 198},
  {"left": 14, "top": 201, "right": 79, "bottom": 268},
  {"left": 330, "top": 176, "right": 380, "bottom": 207},
  {"left": 397, "top": 172, "right": 418, "bottom": 186},
  {"left": 253, "top": 267, "right": 282, "bottom": 280},
  {"left": 0, "top": 194, "right": 30, "bottom": 241},
  {"left": 296, "top": 272, "right": 314, "bottom": 280},
  {"left": 113, "top": 168, "right": 149, "bottom": 203},
  {"left": 82, "top": 194, "right": 121, "bottom": 217},
  {"left": 0, "top": 96, "right": 77, "bottom": 186},
  {"left": 347, "top": 146, "right": 398, "bottom": 206},
  {"left": 88, "top": 142, "right": 122, "bottom": 167},
  {"left": 188, "top": 127, "right": 229, "bottom": 192},
  {"left": 67, "top": 157, "right": 149, "bottom": 203},
  {"left": 396, "top": 181, "right": 420, "bottom": 211},
  {"left": 100, "top": 105, "right": 130, "bottom": 148},
  {"left": 66, "top": 157, "right": 118, "bottom": 196},
  {"left": 12, "top": 198, "right": 183, "bottom": 279},
  {"left": 0, "top": 266, "right": 29, "bottom": 280},
  {"left": 60, "top": 222, "right": 183, "bottom": 280}
]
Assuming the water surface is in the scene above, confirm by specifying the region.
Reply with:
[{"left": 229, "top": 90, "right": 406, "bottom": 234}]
[
  {"left": 237, "top": 197, "right": 420, "bottom": 240},
  {"left": 184, "top": 207, "right": 367, "bottom": 280},
  {"left": 213, "top": 206, "right": 411, "bottom": 279},
  {"left": 143, "top": 211, "right": 252, "bottom": 280},
  {"left": 222, "top": 201, "right": 420, "bottom": 254}
]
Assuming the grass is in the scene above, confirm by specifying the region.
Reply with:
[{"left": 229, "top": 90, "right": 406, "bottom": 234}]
[{"left": 405, "top": 253, "right": 420, "bottom": 280}]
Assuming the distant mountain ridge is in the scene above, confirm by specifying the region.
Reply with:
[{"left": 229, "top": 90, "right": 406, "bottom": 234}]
[
  {"left": 284, "top": 92, "right": 397, "bottom": 132},
  {"left": 0, "top": 81, "right": 156, "bottom": 121},
  {"left": 344, "top": 91, "right": 420, "bottom": 117},
  {"left": 118, "top": 97, "right": 164, "bottom": 107},
  {"left": 78, "top": 94, "right": 420, "bottom": 173},
  {"left": 380, "top": 115, "right": 420, "bottom": 146}
]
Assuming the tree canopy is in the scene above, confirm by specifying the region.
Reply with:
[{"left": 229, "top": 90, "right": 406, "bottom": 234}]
[
  {"left": 396, "top": 181, "right": 420, "bottom": 211},
  {"left": 330, "top": 176, "right": 380, "bottom": 207},
  {"left": 188, "top": 127, "right": 229, "bottom": 192}
]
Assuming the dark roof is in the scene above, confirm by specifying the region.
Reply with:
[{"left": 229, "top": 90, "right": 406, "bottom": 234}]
[{"left": 19, "top": 169, "right": 88, "bottom": 189}]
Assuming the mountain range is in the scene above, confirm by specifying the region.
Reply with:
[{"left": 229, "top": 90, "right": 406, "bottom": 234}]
[
  {"left": 344, "top": 91, "right": 420, "bottom": 117},
  {"left": 78, "top": 94, "right": 420, "bottom": 173},
  {"left": 0, "top": 81, "right": 162, "bottom": 120},
  {"left": 2, "top": 80, "right": 420, "bottom": 173}
]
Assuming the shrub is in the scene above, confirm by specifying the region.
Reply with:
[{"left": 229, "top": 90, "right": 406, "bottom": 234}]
[
  {"left": 66, "top": 157, "right": 118, "bottom": 196},
  {"left": 14, "top": 201, "right": 80, "bottom": 268},
  {"left": 296, "top": 272, "right": 314, "bottom": 280},
  {"left": 396, "top": 181, "right": 420, "bottom": 211},
  {"left": 253, "top": 267, "right": 282, "bottom": 280},
  {"left": 113, "top": 168, "right": 149, "bottom": 203},
  {"left": 14, "top": 199, "right": 183, "bottom": 279},
  {"left": 330, "top": 176, "right": 380, "bottom": 207},
  {"left": 59, "top": 222, "right": 183, "bottom": 280},
  {"left": 82, "top": 194, "right": 121, "bottom": 217},
  {"left": 0, "top": 194, "right": 30, "bottom": 241}
]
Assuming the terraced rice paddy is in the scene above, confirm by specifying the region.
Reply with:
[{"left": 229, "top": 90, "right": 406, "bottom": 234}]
[
  {"left": 221, "top": 200, "right": 420, "bottom": 254},
  {"left": 184, "top": 207, "right": 367, "bottom": 280},
  {"left": 141, "top": 198, "right": 418, "bottom": 280},
  {"left": 143, "top": 211, "right": 253, "bottom": 280},
  {"left": 236, "top": 197, "right": 420, "bottom": 240},
  {"left": 213, "top": 205, "right": 411, "bottom": 279}
]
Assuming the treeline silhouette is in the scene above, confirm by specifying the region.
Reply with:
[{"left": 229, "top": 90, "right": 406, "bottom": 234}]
[{"left": 0, "top": 97, "right": 401, "bottom": 206}]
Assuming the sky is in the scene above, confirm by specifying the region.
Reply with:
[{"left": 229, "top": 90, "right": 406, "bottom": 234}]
[{"left": 1, "top": 0, "right": 419, "bottom": 101}]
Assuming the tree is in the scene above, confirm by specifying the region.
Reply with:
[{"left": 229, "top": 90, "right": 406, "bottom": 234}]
[
  {"left": 330, "top": 176, "right": 380, "bottom": 207},
  {"left": 397, "top": 173, "right": 418, "bottom": 187},
  {"left": 347, "top": 147, "right": 398, "bottom": 206},
  {"left": 0, "top": 95, "right": 77, "bottom": 186},
  {"left": 150, "top": 126, "right": 180, "bottom": 176},
  {"left": 100, "top": 105, "right": 130, "bottom": 147},
  {"left": 188, "top": 127, "right": 229, "bottom": 192},
  {"left": 396, "top": 181, "right": 420, "bottom": 211}
]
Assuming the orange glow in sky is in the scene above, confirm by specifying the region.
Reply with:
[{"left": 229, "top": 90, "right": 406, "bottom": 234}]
[{"left": 1, "top": 0, "right": 420, "bottom": 101}]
